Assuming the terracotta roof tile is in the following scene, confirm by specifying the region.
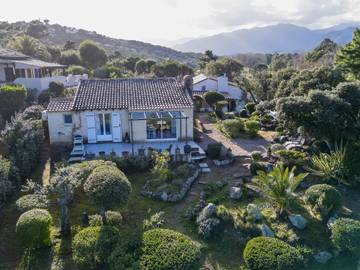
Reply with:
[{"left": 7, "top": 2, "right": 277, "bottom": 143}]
[{"left": 47, "top": 97, "right": 74, "bottom": 112}]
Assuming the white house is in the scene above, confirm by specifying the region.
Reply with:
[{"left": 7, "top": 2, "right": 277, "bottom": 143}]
[
  {"left": 0, "top": 47, "right": 87, "bottom": 91},
  {"left": 192, "top": 73, "right": 246, "bottom": 112},
  {"left": 45, "top": 77, "right": 201, "bottom": 157}
]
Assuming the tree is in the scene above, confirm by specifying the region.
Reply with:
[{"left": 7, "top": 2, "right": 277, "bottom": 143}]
[
  {"left": 59, "top": 50, "right": 82, "bottom": 66},
  {"left": 254, "top": 164, "right": 308, "bottom": 215},
  {"left": 198, "top": 50, "right": 218, "bottom": 69},
  {"left": 151, "top": 59, "right": 192, "bottom": 77},
  {"left": 84, "top": 165, "right": 132, "bottom": 210},
  {"left": 46, "top": 45, "right": 61, "bottom": 62},
  {"left": 205, "top": 57, "right": 243, "bottom": 80},
  {"left": 7, "top": 35, "right": 51, "bottom": 61},
  {"left": 335, "top": 28, "right": 360, "bottom": 80},
  {"left": 49, "top": 166, "right": 83, "bottom": 236},
  {"left": 135, "top": 59, "right": 148, "bottom": 74},
  {"left": 79, "top": 40, "right": 108, "bottom": 69},
  {"left": 16, "top": 209, "right": 52, "bottom": 250},
  {"left": 25, "top": 20, "right": 48, "bottom": 39},
  {"left": 203, "top": 91, "right": 225, "bottom": 108},
  {"left": 0, "top": 84, "right": 26, "bottom": 124},
  {"left": 63, "top": 40, "right": 76, "bottom": 51}
]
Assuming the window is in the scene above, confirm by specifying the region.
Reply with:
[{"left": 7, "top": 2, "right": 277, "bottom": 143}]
[
  {"left": 64, "top": 114, "right": 73, "bottom": 125},
  {"left": 146, "top": 111, "right": 177, "bottom": 140},
  {"left": 96, "top": 113, "right": 111, "bottom": 135},
  {"left": 201, "top": 85, "right": 206, "bottom": 91}
]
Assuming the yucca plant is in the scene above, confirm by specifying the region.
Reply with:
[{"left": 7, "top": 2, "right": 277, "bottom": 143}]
[
  {"left": 308, "top": 141, "right": 348, "bottom": 185},
  {"left": 254, "top": 164, "right": 308, "bottom": 215}
]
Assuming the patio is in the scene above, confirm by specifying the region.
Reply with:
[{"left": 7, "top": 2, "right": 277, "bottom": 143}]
[{"left": 84, "top": 141, "right": 205, "bottom": 157}]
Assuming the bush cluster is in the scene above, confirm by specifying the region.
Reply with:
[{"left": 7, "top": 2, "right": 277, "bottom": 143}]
[
  {"left": 221, "top": 118, "right": 245, "bottom": 138},
  {"left": 243, "top": 237, "right": 304, "bottom": 270},
  {"left": 140, "top": 228, "right": 201, "bottom": 270},
  {"left": 331, "top": 218, "right": 360, "bottom": 254},
  {"left": 16, "top": 194, "right": 49, "bottom": 212}
]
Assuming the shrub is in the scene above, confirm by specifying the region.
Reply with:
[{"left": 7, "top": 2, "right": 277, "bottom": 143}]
[
  {"left": 250, "top": 162, "right": 267, "bottom": 175},
  {"left": 0, "top": 84, "right": 26, "bottom": 123},
  {"left": 48, "top": 81, "right": 65, "bottom": 97},
  {"left": 16, "top": 194, "right": 48, "bottom": 212},
  {"left": 108, "top": 244, "right": 141, "bottom": 270},
  {"left": 206, "top": 143, "right": 223, "bottom": 159},
  {"left": 245, "top": 120, "right": 261, "bottom": 137},
  {"left": 305, "top": 184, "right": 341, "bottom": 221},
  {"left": 89, "top": 214, "right": 104, "bottom": 227},
  {"left": 66, "top": 65, "right": 87, "bottom": 75},
  {"left": 105, "top": 211, "right": 123, "bottom": 226},
  {"left": 275, "top": 149, "right": 307, "bottom": 167},
  {"left": 72, "top": 226, "right": 120, "bottom": 269},
  {"left": 221, "top": 118, "right": 245, "bottom": 138},
  {"left": 16, "top": 209, "right": 52, "bottom": 249},
  {"left": 246, "top": 102, "right": 256, "bottom": 114},
  {"left": 84, "top": 165, "right": 132, "bottom": 209},
  {"left": 243, "top": 237, "right": 304, "bottom": 270},
  {"left": 203, "top": 91, "right": 225, "bottom": 108},
  {"left": 22, "top": 105, "right": 44, "bottom": 121},
  {"left": 143, "top": 211, "right": 165, "bottom": 231},
  {"left": 174, "top": 164, "right": 191, "bottom": 178},
  {"left": 140, "top": 228, "right": 201, "bottom": 270},
  {"left": 331, "top": 218, "right": 360, "bottom": 254},
  {"left": 103, "top": 155, "right": 152, "bottom": 173},
  {"left": 0, "top": 155, "right": 18, "bottom": 203},
  {"left": 251, "top": 151, "right": 263, "bottom": 162}
]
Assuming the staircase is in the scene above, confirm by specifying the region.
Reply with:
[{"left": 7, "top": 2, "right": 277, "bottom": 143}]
[{"left": 68, "top": 135, "right": 85, "bottom": 163}]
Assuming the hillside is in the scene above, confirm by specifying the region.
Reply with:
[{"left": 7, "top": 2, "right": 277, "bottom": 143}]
[
  {"left": 0, "top": 21, "right": 200, "bottom": 66},
  {"left": 174, "top": 23, "right": 358, "bottom": 55}
]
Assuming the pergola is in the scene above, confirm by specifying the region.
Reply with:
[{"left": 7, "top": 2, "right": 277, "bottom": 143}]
[{"left": 128, "top": 111, "right": 189, "bottom": 154}]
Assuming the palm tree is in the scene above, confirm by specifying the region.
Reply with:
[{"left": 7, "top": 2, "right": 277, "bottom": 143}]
[
  {"left": 7, "top": 35, "right": 50, "bottom": 61},
  {"left": 254, "top": 164, "right": 308, "bottom": 215}
]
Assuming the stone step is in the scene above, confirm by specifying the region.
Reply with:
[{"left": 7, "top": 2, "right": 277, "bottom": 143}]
[{"left": 201, "top": 168, "right": 211, "bottom": 173}]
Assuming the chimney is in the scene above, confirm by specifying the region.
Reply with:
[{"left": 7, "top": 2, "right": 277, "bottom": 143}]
[{"left": 183, "top": 75, "right": 193, "bottom": 96}]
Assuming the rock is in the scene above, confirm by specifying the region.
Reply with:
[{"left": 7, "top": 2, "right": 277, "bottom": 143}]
[
  {"left": 197, "top": 203, "right": 217, "bottom": 223},
  {"left": 229, "top": 187, "right": 242, "bottom": 200},
  {"left": 289, "top": 214, "right": 308, "bottom": 230},
  {"left": 279, "top": 136, "right": 289, "bottom": 144},
  {"left": 246, "top": 204, "right": 262, "bottom": 221},
  {"left": 232, "top": 173, "right": 243, "bottom": 179},
  {"left": 260, "top": 224, "right": 274, "bottom": 237},
  {"left": 327, "top": 216, "right": 338, "bottom": 230},
  {"left": 341, "top": 206, "right": 353, "bottom": 216},
  {"left": 314, "top": 251, "right": 333, "bottom": 264},
  {"left": 160, "top": 192, "right": 168, "bottom": 201},
  {"left": 270, "top": 143, "right": 286, "bottom": 152}
]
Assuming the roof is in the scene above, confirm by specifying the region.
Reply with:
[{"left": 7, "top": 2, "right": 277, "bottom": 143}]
[
  {"left": 47, "top": 97, "right": 74, "bottom": 112},
  {"left": 69, "top": 78, "right": 193, "bottom": 111},
  {"left": 193, "top": 90, "right": 233, "bottom": 99},
  {"left": 193, "top": 74, "right": 217, "bottom": 84},
  {"left": 0, "top": 47, "right": 29, "bottom": 60},
  {"left": 12, "top": 58, "right": 66, "bottom": 68}
]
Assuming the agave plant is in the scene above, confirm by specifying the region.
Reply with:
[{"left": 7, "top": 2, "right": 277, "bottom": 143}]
[
  {"left": 254, "top": 164, "right": 308, "bottom": 215},
  {"left": 308, "top": 141, "right": 348, "bottom": 185}
]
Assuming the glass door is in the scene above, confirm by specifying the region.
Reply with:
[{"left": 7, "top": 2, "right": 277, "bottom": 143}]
[{"left": 96, "top": 113, "right": 112, "bottom": 141}]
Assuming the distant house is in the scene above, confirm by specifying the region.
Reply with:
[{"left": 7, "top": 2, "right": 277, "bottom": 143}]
[
  {"left": 45, "top": 77, "right": 202, "bottom": 158},
  {"left": 192, "top": 73, "right": 246, "bottom": 112},
  {"left": 0, "top": 47, "right": 86, "bottom": 91}
]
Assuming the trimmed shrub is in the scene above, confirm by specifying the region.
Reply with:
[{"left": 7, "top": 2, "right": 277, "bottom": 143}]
[
  {"left": 0, "top": 84, "right": 26, "bottom": 123},
  {"left": 108, "top": 244, "right": 141, "bottom": 270},
  {"left": 140, "top": 228, "right": 201, "bottom": 270},
  {"left": 251, "top": 151, "right": 263, "bottom": 162},
  {"left": 305, "top": 184, "right": 341, "bottom": 220},
  {"left": 16, "top": 194, "right": 48, "bottom": 212},
  {"left": 221, "top": 118, "right": 245, "bottom": 138},
  {"left": 206, "top": 143, "right": 223, "bottom": 159},
  {"left": 0, "top": 155, "right": 18, "bottom": 203},
  {"left": 105, "top": 211, "right": 123, "bottom": 226},
  {"left": 72, "top": 226, "right": 120, "bottom": 269},
  {"left": 203, "top": 91, "right": 225, "bottom": 108},
  {"left": 243, "top": 237, "right": 304, "bottom": 270},
  {"left": 275, "top": 149, "right": 307, "bottom": 167},
  {"left": 89, "top": 214, "right": 104, "bottom": 227},
  {"left": 244, "top": 120, "right": 261, "bottom": 137},
  {"left": 16, "top": 209, "right": 52, "bottom": 249},
  {"left": 84, "top": 165, "right": 132, "bottom": 209},
  {"left": 331, "top": 218, "right": 360, "bottom": 254}
]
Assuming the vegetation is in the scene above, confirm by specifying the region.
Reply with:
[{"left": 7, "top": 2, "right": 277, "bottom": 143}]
[
  {"left": 331, "top": 218, "right": 360, "bottom": 254},
  {"left": 243, "top": 237, "right": 304, "bottom": 270},
  {"left": 203, "top": 91, "right": 225, "bottom": 108},
  {"left": 0, "top": 84, "right": 26, "bottom": 126},
  {"left": 140, "top": 228, "right": 201, "bottom": 270},
  {"left": 254, "top": 164, "right": 308, "bottom": 214},
  {"left": 16, "top": 209, "right": 52, "bottom": 250},
  {"left": 79, "top": 40, "right": 108, "bottom": 69}
]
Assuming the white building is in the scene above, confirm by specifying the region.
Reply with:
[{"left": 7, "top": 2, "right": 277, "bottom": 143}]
[
  {"left": 192, "top": 73, "right": 246, "bottom": 112},
  {"left": 0, "top": 47, "right": 86, "bottom": 91}
]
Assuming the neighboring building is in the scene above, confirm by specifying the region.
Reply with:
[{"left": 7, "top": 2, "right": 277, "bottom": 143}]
[
  {"left": 45, "top": 77, "right": 197, "bottom": 156},
  {"left": 0, "top": 47, "right": 86, "bottom": 91},
  {"left": 192, "top": 73, "right": 246, "bottom": 112}
]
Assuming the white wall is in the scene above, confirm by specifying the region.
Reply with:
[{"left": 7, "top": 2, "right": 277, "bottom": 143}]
[
  {"left": 0, "top": 65, "right": 6, "bottom": 81},
  {"left": 193, "top": 78, "right": 217, "bottom": 92},
  {"left": 14, "top": 76, "right": 66, "bottom": 91},
  {"left": 47, "top": 112, "right": 76, "bottom": 144}
]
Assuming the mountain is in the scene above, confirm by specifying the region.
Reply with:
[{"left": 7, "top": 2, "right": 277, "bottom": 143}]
[
  {"left": 0, "top": 21, "right": 200, "bottom": 66},
  {"left": 173, "top": 23, "right": 359, "bottom": 55}
]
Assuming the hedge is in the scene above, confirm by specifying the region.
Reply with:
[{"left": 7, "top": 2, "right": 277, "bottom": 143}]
[
  {"left": 243, "top": 237, "right": 304, "bottom": 270},
  {"left": 140, "top": 228, "right": 201, "bottom": 270}
]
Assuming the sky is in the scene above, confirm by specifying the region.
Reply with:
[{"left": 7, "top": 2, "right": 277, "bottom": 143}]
[{"left": 1, "top": 0, "right": 360, "bottom": 45}]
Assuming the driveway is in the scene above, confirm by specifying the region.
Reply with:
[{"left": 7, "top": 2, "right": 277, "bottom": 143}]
[{"left": 197, "top": 113, "right": 274, "bottom": 156}]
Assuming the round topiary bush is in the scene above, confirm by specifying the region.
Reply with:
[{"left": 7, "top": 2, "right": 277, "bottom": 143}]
[
  {"left": 246, "top": 102, "right": 256, "bottom": 114},
  {"left": 140, "top": 228, "right": 201, "bottom": 270},
  {"left": 84, "top": 165, "right": 132, "bottom": 209},
  {"left": 331, "top": 218, "right": 360, "bottom": 254},
  {"left": 16, "top": 208, "right": 52, "bottom": 249},
  {"left": 243, "top": 237, "right": 304, "bottom": 270},
  {"left": 305, "top": 184, "right": 341, "bottom": 220},
  {"left": 72, "top": 226, "right": 120, "bottom": 269},
  {"left": 221, "top": 119, "right": 245, "bottom": 138},
  {"left": 16, "top": 194, "right": 49, "bottom": 212}
]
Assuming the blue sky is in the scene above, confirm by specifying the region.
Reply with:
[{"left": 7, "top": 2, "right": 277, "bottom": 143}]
[{"left": 1, "top": 0, "right": 359, "bottom": 45}]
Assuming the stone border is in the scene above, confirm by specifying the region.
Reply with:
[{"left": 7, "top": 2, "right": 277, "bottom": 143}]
[
  {"left": 212, "top": 157, "right": 234, "bottom": 166},
  {"left": 141, "top": 166, "right": 200, "bottom": 202}
]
